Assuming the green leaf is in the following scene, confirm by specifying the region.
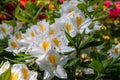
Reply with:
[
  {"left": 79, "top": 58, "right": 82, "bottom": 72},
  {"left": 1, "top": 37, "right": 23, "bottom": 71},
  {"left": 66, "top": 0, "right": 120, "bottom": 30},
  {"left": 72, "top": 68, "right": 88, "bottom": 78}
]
[
  {"left": 65, "top": 31, "right": 74, "bottom": 45},
  {"left": 88, "top": 22, "right": 95, "bottom": 29},
  {"left": 63, "top": 51, "right": 75, "bottom": 55},
  {"left": 77, "top": 3, "right": 87, "bottom": 10},
  {"left": 33, "top": 5, "right": 44, "bottom": 20},
  {"left": 2, "top": 20, "right": 16, "bottom": 27},
  {"left": 80, "top": 41, "right": 103, "bottom": 49},
  {"left": 15, "top": 6, "right": 30, "bottom": 22},
  {"left": 93, "top": 0, "right": 103, "bottom": 17},
  {"left": 0, "top": 67, "right": 11, "bottom": 80},
  {"left": 79, "top": 33, "right": 94, "bottom": 49},
  {"left": 89, "top": 60, "right": 104, "bottom": 73},
  {"left": 103, "top": 57, "right": 113, "bottom": 69},
  {"left": 65, "top": 58, "right": 79, "bottom": 67}
]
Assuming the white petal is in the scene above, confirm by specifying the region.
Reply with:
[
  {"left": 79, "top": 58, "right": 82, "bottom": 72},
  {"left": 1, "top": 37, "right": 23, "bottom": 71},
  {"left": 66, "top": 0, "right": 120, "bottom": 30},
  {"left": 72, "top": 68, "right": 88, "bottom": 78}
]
[
  {"left": 0, "top": 61, "right": 10, "bottom": 75},
  {"left": 59, "top": 56, "right": 68, "bottom": 66},
  {"left": 54, "top": 65, "right": 67, "bottom": 79},
  {"left": 43, "top": 70, "right": 54, "bottom": 80},
  {"left": 29, "top": 71, "right": 38, "bottom": 80}
]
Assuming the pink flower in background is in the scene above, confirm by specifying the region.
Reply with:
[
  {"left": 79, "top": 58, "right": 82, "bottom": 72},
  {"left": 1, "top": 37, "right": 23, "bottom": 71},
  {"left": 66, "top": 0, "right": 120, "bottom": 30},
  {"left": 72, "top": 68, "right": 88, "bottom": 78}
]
[
  {"left": 104, "top": 1, "right": 112, "bottom": 8},
  {"left": 108, "top": 8, "right": 119, "bottom": 19},
  {"left": 115, "top": 1, "right": 120, "bottom": 12}
]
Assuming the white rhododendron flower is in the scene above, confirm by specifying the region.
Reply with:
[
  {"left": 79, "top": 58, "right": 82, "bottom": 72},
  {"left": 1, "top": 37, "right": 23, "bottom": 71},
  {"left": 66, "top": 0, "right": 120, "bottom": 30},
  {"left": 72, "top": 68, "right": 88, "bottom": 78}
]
[
  {"left": 5, "top": 38, "right": 26, "bottom": 54},
  {"left": 36, "top": 49, "right": 68, "bottom": 80},
  {"left": 60, "top": 0, "right": 80, "bottom": 15},
  {"left": 0, "top": 23, "right": 13, "bottom": 39},
  {"left": 109, "top": 43, "right": 120, "bottom": 58},
  {"left": 10, "top": 64, "right": 38, "bottom": 80},
  {"left": 0, "top": 62, "right": 38, "bottom": 80}
]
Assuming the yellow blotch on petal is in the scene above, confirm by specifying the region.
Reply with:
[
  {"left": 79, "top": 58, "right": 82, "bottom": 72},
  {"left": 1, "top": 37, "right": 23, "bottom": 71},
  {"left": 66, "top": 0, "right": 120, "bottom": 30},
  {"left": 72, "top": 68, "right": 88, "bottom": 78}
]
[
  {"left": 114, "top": 48, "right": 118, "bottom": 54},
  {"left": 39, "top": 24, "right": 44, "bottom": 32},
  {"left": 41, "top": 41, "right": 49, "bottom": 52},
  {"left": 75, "top": 16, "right": 83, "bottom": 28},
  {"left": 22, "top": 68, "right": 28, "bottom": 80},
  {"left": 15, "top": 33, "right": 22, "bottom": 39},
  {"left": 30, "top": 31, "right": 35, "bottom": 37},
  {"left": 65, "top": 23, "right": 72, "bottom": 33},
  {"left": 47, "top": 54, "right": 57, "bottom": 64},
  {"left": 48, "top": 29, "right": 54, "bottom": 35},
  {"left": 67, "top": 8, "right": 74, "bottom": 13},
  {"left": 10, "top": 41, "right": 18, "bottom": 49},
  {"left": 1, "top": 27, "right": 6, "bottom": 34},
  {"left": 52, "top": 38, "right": 59, "bottom": 47},
  {"left": 9, "top": 73, "right": 19, "bottom": 80}
]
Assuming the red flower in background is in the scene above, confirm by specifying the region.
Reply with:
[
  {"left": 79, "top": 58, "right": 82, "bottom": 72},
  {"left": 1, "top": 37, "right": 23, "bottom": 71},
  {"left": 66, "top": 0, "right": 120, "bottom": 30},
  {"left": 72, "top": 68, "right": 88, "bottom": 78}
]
[
  {"left": 4, "top": 2, "right": 15, "bottom": 16},
  {"left": 104, "top": 1, "right": 112, "bottom": 8},
  {"left": 115, "top": 1, "right": 120, "bottom": 13},
  {"left": 59, "top": 0, "right": 64, "bottom": 3},
  {"left": 19, "top": 0, "right": 35, "bottom": 9},
  {"left": 108, "top": 8, "right": 119, "bottom": 19}
]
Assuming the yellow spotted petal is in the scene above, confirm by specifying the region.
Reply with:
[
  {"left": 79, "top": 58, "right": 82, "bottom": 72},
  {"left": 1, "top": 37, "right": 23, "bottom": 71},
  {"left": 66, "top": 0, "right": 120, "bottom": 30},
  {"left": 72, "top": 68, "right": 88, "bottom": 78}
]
[
  {"left": 10, "top": 41, "right": 18, "bottom": 49},
  {"left": 39, "top": 24, "right": 44, "bottom": 32},
  {"left": 41, "top": 41, "right": 49, "bottom": 52},
  {"left": 47, "top": 54, "right": 57, "bottom": 64},
  {"left": 21, "top": 68, "right": 28, "bottom": 80},
  {"left": 52, "top": 38, "right": 59, "bottom": 47},
  {"left": 65, "top": 23, "right": 71, "bottom": 33},
  {"left": 75, "top": 16, "right": 83, "bottom": 28},
  {"left": 1, "top": 27, "right": 6, "bottom": 34},
  {"left": 9, "top": 73, "right": 19, "bottom": 80}
]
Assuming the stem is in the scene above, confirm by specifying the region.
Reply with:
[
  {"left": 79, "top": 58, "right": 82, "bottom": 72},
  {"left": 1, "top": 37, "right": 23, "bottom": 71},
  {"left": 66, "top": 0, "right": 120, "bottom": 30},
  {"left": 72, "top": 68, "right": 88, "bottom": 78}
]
[{"left": 95, "top": 73, "right": 100, "bottom": 80}]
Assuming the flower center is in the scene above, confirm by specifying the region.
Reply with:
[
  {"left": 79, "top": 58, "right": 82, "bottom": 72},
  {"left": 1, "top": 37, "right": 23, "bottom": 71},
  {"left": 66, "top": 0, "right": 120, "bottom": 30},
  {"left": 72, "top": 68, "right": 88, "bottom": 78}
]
[
  {"left": 30, "top": 31, "right": 35, "bottom": 37},
  {"left": 39, "top": 23, "right": 44, "bottom": 32},
  {"left": 114, "top": 47, "right": 118, "bottom": 54},
  {"left": 41, "top": 41, "right": 49, "bottom": 52},
  {"left": 10, "top": 41, "right": 18, "bottom": 49},
  {"left": 52, "top": 38, "right": 59, "bottom": 47},
  {"left": 47, "top": 54, "right": 57, "bottom": 64},
  {"left": 65, "top": 23, "right": 72, "bottom": 33},
  {"left": 15, "top": 33, "right": 22, "bottom": 39},
  {"left": 9, "top": 73, "right": 19, "bottom": 80},
  {"left": 67, "top": 8, "right": 74, "bottom": 13},
  {"left": 75, "top": 16, "right": 83, "bottom": 28},
  {"left": 1, "top": 27, "right": 6, "bottom": 34},
  {"left": 48, "top": 29, "right": 54, "bottom": 35},
  {"left": 21, "top": 68, "right": 28, "bottom": 80}
]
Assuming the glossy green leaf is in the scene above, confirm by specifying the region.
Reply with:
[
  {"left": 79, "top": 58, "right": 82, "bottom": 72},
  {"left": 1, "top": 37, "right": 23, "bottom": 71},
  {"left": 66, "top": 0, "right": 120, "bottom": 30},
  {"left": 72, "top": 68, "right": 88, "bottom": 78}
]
[
  {"left": 65, "top": 31, "right": 74, "bottom": 45},
  {"left": 89, "top": 60, "right": 104, "bottom": 73},
  {"left": 65, "top": 58, "right": 79, "bottom": 67},
  {"left": 88, "top": 22, "right": 95, "bottom": 29},
  {"left": 80, "top": 41, "right": 103, "bottom": 49},
  {"left": 79, "top": 33, "right": 94, "bottom": 49},
  {"left": 103, "top": 57, "right": 113, "bottom": 69},
  {"left": 15, "top": 6, "right": 30, "bottom": 22},
  {"left": 77, "top": 3, "right": 87, "bottom": 10}
]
